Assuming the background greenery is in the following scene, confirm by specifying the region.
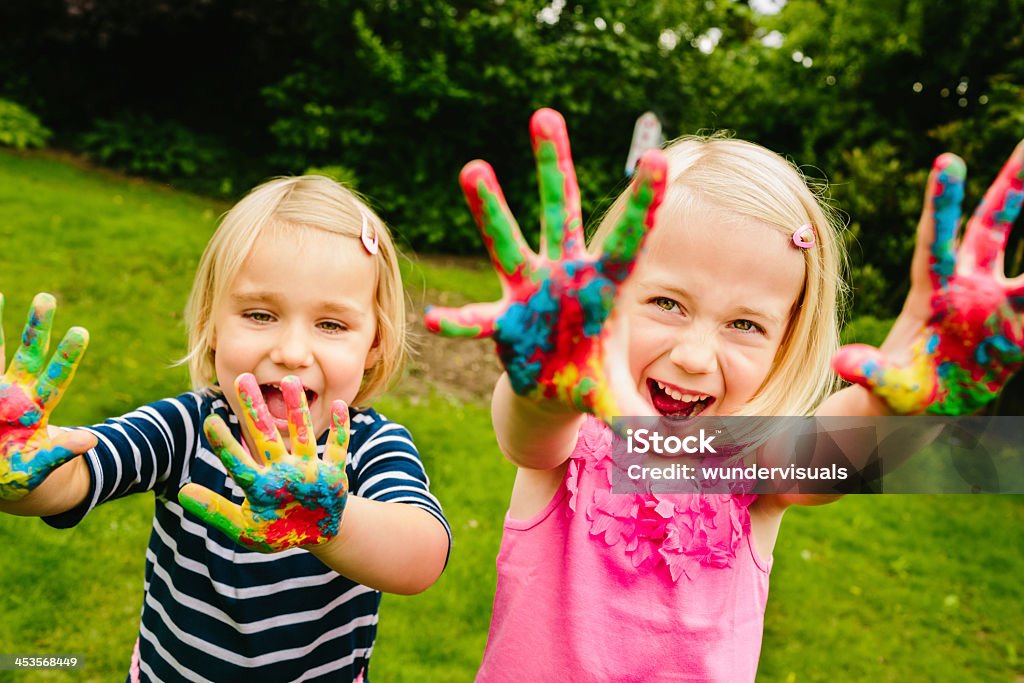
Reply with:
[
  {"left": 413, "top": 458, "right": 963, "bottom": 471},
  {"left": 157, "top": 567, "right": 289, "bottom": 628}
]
[
  {"left": 2, "top": 0, "right": 1023, "bottom": 315},
  {"left": 1, "top": 147, "right": 1022, "bottom": 682},
  {"left": 1, "top": 1, "right": 1023, "bottom": 680}
]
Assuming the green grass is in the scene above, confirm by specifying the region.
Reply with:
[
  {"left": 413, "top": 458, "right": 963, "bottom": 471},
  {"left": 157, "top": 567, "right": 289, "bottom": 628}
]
[
  {"left": 399, "top": 255, "right": 502, "bottom": 304},
  {"left": 0, "top": 148, "right": 1022, "bottom": 682}
]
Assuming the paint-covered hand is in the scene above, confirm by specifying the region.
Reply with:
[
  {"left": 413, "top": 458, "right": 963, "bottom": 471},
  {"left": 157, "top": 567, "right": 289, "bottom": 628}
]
[
  {"left": 179, "top": 374, "right": 349, "bottom": 552},
  {"left": 0, "top": 293, "right": 95, "bottom": 501},
  {"left": 834, "top": 140, "right": 1024, "bottom": 414},
  {"left": 424, "top": 108, "right": 667, "bottom": 421}
]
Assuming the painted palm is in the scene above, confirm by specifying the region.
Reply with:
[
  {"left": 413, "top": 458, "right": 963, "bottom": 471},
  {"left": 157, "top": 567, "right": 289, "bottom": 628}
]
[
  {"left": 425, "top": 108, "right": 667, "bottom": 422},
  {"left": 834, "top": 141, "right": 1024, "bottom": 414},
  {"left": 0, "top": 293, "right": 92, "bottom": 500},
  {"left": 179, "top": 374, "right": 350, "bottom": 552}
]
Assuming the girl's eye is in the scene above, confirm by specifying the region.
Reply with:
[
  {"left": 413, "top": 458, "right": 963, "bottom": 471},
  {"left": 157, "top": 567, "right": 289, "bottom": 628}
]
[
  {"left": 732, "top": 319, "right": 765, "bottom": 334},
  {"left": 651, "top": 297, "right": 678, "bottom": 312},
  {"left": 318, "top": 320, "right": 347, "bottom": 333},
  {"left": 244, "top": 311, "right": 274, "bottom": 323}
]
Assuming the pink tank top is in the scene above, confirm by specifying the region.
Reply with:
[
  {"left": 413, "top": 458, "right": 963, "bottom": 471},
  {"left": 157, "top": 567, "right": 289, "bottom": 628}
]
[{"left": 477, "top": 417, "right": 772, "bottom": 682}]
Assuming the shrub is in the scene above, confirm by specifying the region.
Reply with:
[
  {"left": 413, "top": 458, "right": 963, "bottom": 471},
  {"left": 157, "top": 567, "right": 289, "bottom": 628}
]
[
  {"left": 303, "top": 164, "right": 359, "bottom": 188},
  {"left": 78, "top": 113, "right": 226, "bottom": 181},
  {"left": 840, "top": 315, "right": 895, "bottom": 347},
  {"left": 0, "top": 98, "right": 53, "bottom": 150}
]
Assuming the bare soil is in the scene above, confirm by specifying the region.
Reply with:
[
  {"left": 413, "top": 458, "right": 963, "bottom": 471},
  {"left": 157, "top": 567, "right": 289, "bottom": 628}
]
[{"left": 398, "top": 255, "right": 503, "bottom": 403}]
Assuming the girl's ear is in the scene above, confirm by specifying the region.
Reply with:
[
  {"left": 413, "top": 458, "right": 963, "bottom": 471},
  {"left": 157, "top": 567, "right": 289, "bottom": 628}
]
[{"left": 365, "top": 334, "right": 382, "bottom": 368}]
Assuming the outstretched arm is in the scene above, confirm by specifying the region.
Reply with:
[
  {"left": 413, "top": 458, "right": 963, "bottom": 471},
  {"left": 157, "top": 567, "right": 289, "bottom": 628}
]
[
  {"left": 426, "top": 108, "right": 667, "bottom": 470},
  {"left": 775, "top": 141, "right": 1024, "bottom": 508},
  {"left": 0, "top": 293, "right": 96, "bottom": 517}
]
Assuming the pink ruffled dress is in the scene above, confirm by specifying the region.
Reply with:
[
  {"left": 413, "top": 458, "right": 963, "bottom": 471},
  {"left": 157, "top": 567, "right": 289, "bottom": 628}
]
[{"left": 476, "top": 417, "right": 772, "bottom": 682}]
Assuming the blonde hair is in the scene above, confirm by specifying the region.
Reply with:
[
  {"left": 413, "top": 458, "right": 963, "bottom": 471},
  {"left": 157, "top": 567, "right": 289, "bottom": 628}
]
[
  {"left": 592, "top": 135, "right": 848, "bottom": 417},
  {"left": 182, "top": 175, "right": 408, "bottom": 406}
]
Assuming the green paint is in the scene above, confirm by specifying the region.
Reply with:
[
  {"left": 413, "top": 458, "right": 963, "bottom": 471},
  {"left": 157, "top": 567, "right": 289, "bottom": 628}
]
[
  {"left": 34, "top": 329, "right": 86, "bottom": 407},
  {"left": 605, "top": 181, "right": 656, "bottom": 263},
  {"left": 573, "top": 376, "right": 599, "bottom": 411},
  {"left": 928, "top": 364, "right": 998, "bottom": 415},
  {"left": 179, "top": 492, "right": 247, "bottom": 544},
  {"left": 535, "top": 139, "right": 568, "bottom": 259},
  {"left": 17, "top": 298, "right": 56, "bottom": 377},
  {"left": 479, "top": 181, "right": 527, "bottom": 276},
  {"left": 943, "top": 156, "right": 966, "bottom": 182},
  {"left": 440, "top": 318, "right": 483, "bottom": 338}
]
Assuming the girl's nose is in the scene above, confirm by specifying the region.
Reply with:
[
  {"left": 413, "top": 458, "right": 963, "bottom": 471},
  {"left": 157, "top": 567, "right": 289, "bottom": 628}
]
[
  {"left": 669, "top": 328, "right": 718, "bottom": 375},
  {"left": 270, "top": 326, "right": 314, "bottom": 369}
]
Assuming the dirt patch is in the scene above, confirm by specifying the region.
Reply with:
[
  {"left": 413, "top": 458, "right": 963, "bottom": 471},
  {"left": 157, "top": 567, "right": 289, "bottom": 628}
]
[{"left": 398, "top": 256, "right": 504, "bottom": 403}]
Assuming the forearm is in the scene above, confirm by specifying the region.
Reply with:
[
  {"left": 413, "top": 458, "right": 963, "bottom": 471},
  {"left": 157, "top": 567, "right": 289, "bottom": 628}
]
[
  {"left": 815, "top": 384, "right": 890, "bottom": 418},
  {"left": 807, "top": 384, "right": 942, "bottom": 483},
  {"left": 307, "top": 496, "right": 449, "bottom": 595},
  {"left": 491, "top": 373, "right": 585, "bottom": 470},
  {"left": 0, "top": 456, "right": 91, "bottom": 517}
]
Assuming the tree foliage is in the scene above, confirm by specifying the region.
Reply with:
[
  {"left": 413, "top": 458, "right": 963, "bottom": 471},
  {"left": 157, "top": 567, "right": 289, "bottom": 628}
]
[{"left": 1, "top": 0, "right": 1021, "bottom": 312}]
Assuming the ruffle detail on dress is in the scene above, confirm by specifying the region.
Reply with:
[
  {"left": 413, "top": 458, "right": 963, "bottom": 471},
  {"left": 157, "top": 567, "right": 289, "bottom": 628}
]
[{"left": 567, "top": 418, "right": 757, "bottom": 583}]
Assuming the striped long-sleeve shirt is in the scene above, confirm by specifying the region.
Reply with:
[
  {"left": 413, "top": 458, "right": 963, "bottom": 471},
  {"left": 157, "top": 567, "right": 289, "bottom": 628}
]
[{"left": 44, "top": 391, "right": 450, "bottom": 682}]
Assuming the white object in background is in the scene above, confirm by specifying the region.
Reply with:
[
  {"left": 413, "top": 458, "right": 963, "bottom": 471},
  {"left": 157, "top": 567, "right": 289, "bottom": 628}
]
[{"left": 625, "top": 112, "right": 664, "bottom": 177}]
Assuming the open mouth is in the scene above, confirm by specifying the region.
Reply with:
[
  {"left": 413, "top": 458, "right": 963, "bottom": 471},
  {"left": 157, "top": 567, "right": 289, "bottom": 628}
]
[
  {"left": 647, "top": 379, "right": 714, "bottom": 417},
  {"left": 259, "top": 382, "right": 318, "bottom": 429}
]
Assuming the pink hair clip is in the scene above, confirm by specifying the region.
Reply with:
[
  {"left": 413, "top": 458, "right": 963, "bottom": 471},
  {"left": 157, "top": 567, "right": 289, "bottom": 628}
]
[
  {"left": 359, "top": 207, "right": 379, "bottom": 255},
  {"left": 792, "top": 224, "right": 815, "bottom": 249}
]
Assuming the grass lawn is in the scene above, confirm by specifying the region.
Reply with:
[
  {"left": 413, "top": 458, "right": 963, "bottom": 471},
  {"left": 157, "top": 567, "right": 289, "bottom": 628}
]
[{"left": 0, "top": 148, "right": 1022, "bottom": 682}]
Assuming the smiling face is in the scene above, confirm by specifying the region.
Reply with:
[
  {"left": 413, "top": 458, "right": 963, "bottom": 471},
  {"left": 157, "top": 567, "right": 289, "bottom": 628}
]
[
  {"left": 212, "top": 224, "right": 379, "bottom": 447},
  {"left": 621, "top": 202, "right": 806, "bottom": 417}
]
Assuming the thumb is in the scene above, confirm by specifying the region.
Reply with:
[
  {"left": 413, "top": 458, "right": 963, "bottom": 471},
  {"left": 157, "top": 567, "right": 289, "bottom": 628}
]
[
  {"left": 832, "top": 343, "right": 887, "bottom": 390},
  {"left": 424, "top": 302, "right": 501, "bottom": 338},
  {"left": 52, "top": 428, "right": 97, "bottom": 456},
  {"left": 602, "top": 314, "right": 655, "bottom": 424},
  {"left": 833, "top": 343, "right": 937, "bottom": 414}
]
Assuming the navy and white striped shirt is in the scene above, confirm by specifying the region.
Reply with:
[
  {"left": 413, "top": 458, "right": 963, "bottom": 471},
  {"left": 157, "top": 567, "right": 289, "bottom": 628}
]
[{"left": 45, "top": 392, "right": 450, "bottom": 682}]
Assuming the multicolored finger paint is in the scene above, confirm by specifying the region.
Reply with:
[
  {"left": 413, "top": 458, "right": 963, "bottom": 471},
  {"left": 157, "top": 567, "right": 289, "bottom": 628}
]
[
  {"left": 424, "top": 108, "right": 667, "bottom": 423},
  {"left": 0, "top": 294, "right": 89, "bottom": 500},
  {"left": 178, "top": 373, "right": 350, "bottom": 553},
  {"left": 833, "top": 141, "right": 1024, "bottom": 415}
]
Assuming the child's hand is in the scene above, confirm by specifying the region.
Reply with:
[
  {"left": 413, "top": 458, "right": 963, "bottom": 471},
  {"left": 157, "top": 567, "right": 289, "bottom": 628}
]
[
  {"left": 834, "top": 140, "right": 1024, "bottom": 414},
  {"left": 178, "top": 374, "right": 350, "bottom": 553},
  {"left": 0, "top": 293, "right": 95, "bottom": 501},
  {"left": 424, "top": 108, "right": 667, "bottom": 422}
]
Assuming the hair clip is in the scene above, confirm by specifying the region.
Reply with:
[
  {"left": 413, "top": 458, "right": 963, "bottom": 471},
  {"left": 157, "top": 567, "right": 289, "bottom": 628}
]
[
  {"left": 792, "top": 224, "right": 815, "bottom": 249},
  {"left": 359, "top": 207, "right": 379, "bottom": 255}
]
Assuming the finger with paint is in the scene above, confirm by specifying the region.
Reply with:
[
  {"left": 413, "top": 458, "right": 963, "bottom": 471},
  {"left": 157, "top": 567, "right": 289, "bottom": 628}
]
[
  {"left": 178, "top": 373, "right": 350, "bottom": 552},
  {"left": 833, "top": 140, "right": 1024, "bottom": 414},
  {"left": 425, "top": 108, "right": 667, "bottom": 422},
  {"left": 0, "top": 293, "right": 96, "bottom": 501}
]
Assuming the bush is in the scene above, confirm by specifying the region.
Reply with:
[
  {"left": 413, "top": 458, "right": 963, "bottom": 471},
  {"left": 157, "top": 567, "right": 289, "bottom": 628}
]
[
  {"left": 841, "top": 315, "right": 895, "bottom": 347},
  {"left": 303, "top": 164, "right": 359, "bottom": 189},
  {"left": 78, "top": 113, "right": 227, "bottom": 182},
  {"left": 0, "top": 98, "right": 53, "bottom": 149}
]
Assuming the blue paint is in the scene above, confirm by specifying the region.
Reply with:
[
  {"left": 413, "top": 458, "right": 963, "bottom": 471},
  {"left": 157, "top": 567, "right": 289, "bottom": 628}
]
[
  {"left": 862, "top": 357, "right": 880, "bottom": 383},
  {"left": 932, "top": 168, "right": 964, "bottom": 284},
  {"left": 18, "top": 409, "right": 42, "bottom": 428},
  {"left": 9, "top": 445, "right": 74, "bottom": 492},
  {"left": 994, "top": 189, "right": 1023, "bottom": 225},
  {"left": 577, "top": 276, "right": 615, "bottom": 336},
  {"left": 975, "top": 334, "right": 1023, "bottom": 366},
  {"left": 495, "top": 280, "right": 560, "bottom": 393},
  {"left": 926, "top": 333, "right": 940, "bottom": 354}
]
